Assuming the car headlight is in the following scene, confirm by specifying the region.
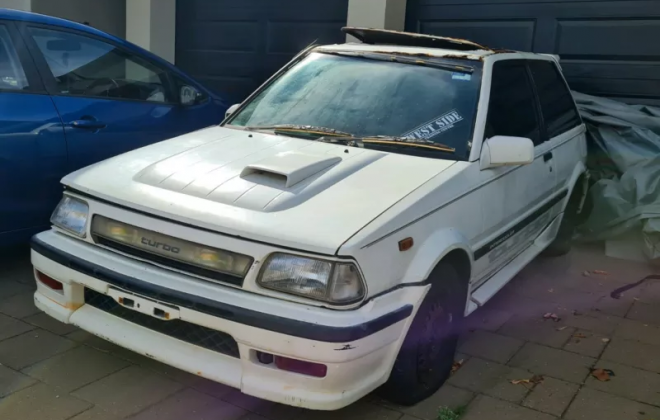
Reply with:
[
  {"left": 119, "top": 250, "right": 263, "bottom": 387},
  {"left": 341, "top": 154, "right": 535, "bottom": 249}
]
[
  {"left": 258, "top": 253, "right": 365, "bottom": 304},
  {"left": 50, "top": 195, "right": 89, "bottom": 237}
]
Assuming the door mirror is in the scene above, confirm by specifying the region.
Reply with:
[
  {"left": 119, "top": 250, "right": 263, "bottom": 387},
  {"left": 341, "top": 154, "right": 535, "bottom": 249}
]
[
  {"left": 480, "top": 135, "right": 534, "bottom": 170},
  {"left": 225, "top": 104, "right": 241, "bottom": 119},
  {"left": 180, "top": 85, "right": 201, "bottom": 106}
]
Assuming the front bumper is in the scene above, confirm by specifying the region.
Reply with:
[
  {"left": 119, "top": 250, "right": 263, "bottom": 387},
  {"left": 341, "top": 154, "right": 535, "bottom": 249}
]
[{"left": 31, "top": 230, "right": 428, "bottom": 410}]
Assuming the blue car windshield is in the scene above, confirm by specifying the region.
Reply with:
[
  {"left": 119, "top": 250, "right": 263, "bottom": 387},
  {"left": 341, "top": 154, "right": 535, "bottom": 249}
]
[{"left": 228, "top": 52, "right": 482, "bottom": 159}]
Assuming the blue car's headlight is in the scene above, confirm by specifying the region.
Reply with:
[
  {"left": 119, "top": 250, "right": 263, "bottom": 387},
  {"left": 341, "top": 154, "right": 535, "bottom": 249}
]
[{"left": 50, "top": 195, "right": 89, "bottom": 238}]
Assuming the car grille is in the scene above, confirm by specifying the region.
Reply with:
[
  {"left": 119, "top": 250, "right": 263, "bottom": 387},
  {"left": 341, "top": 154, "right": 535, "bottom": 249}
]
[
  {"left": 90, "top": 216, "right": 253, "bottom": 288},
  {"left": 95, "top": 236, "right": 245, "bottom": 287},
  {"left": 84, "top": 288, "right": 240, "bottom": 358}
]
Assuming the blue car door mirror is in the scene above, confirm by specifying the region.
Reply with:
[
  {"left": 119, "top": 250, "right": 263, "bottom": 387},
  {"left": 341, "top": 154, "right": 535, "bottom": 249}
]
[{"left": 180, "top": 85, "right": 201, "bottom": 106}]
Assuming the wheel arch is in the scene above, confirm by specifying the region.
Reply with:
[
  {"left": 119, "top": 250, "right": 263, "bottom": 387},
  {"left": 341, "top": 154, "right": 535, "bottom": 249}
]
[
  {"left": 563, "top": 161, "right": 588, "bottom": 210},
  {"left": 403, "top": 228, "right": 474, "bottom": 284},
  {"left": 439, "top": 248, "right": 472, "bottom": 285}
]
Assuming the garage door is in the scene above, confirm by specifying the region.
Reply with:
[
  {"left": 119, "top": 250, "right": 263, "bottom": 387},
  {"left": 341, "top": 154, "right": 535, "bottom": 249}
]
[
  {"left": 406, "top": 0, "right": 660, "bottom": 105},
  {"left": 176, "top": 0, "right": 349, "bottom": 103}
]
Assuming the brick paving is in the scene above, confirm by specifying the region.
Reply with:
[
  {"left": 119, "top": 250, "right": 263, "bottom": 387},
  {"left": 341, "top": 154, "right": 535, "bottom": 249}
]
[{"left": 0, "top": 243, "right": 658, "bottom": 420}]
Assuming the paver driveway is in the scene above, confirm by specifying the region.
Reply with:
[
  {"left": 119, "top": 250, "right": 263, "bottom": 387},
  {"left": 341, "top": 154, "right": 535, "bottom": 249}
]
[{"left": 0, "top": 243, "right": 658, "bottom": 420}]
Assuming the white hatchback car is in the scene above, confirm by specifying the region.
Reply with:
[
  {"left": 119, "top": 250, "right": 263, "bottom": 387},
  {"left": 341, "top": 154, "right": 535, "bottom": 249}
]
[{"left": 31, "top": 28, "right": 588, "bottom": 410}]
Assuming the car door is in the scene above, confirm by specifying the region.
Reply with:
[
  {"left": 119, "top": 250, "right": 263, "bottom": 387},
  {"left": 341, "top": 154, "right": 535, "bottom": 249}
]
[
  {"left": 20, "top": 24, "right": 218, "bottom": 172},
  {"left": 0, "top": 20, "right": 68, "bottom": 245},
  {"left": 471, "top": 59, "right": 558, "bottom": 285},
  {"left": 527, "top": 59, "right": 584, "bottom": 197}
]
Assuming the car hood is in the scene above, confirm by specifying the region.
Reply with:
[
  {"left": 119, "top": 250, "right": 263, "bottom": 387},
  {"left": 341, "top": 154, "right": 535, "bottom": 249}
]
[{"left": 63, "top": 126, "right": 456, "bottom": 255}]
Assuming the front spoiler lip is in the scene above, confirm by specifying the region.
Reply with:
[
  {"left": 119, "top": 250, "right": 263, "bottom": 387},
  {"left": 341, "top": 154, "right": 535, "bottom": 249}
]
[{"left": 31, "top": 236, "right": 412, "bottom": 343}]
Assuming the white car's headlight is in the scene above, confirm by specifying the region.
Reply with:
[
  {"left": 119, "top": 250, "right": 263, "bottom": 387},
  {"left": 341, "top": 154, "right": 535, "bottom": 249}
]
[
  {"left": 50, "top": 195, "right": 89, "bottom": 237},
  {"left": 258, "top": 253, "right": 365, "bottom": 305}
]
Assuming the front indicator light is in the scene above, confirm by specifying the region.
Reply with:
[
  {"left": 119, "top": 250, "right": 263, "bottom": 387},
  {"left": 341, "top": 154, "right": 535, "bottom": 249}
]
[
  {"left": 255, "top": 351, "right": 326, "bottom": 378},
  {"left": 275, "top": 356, "right": 327, "bottom": 378},
  {"left": 36, "top": 271, "right": 63, "bottom": 291}
]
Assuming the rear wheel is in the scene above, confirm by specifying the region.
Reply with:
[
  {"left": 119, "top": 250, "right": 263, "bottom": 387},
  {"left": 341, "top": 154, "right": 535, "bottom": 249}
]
[
  {"left": 379, "top": 262, "right": 467, "bottom": 406},
  {"left": 544, "top": 182, "right": 592, "bottom": 257}
]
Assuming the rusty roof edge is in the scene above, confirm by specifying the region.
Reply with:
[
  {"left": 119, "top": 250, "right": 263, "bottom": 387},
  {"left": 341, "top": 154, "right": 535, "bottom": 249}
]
[{"left": 341, "top": 27, "right": 493, "bottom": 52}]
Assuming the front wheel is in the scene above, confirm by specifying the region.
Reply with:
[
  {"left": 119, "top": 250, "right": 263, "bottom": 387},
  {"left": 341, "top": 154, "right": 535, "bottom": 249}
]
[{"left": 379, "top": 262, "right": 467, "bottom": 406}]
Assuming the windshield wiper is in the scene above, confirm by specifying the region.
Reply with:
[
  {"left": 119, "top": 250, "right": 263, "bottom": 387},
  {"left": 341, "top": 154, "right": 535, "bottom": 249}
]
[
  {"left": 244, "top": 124, "right": 354, "bottom": 138},
  {"left": 317, "top": 135, "right": 456, "bottom": 153},
  {"left": 243, "top": 126, "right": 456, "bottom": 153}
]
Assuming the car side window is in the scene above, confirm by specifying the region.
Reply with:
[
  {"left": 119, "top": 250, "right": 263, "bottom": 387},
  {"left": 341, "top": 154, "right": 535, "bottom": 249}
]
[
  {"left": 528, "top": 60, "right": 582, "bottom": 139},
  {"left": 0, "top": 25, "right": 29, "bottom": 91},
  {"left": 485, "top": 60, "right": 541, "bottom": 145},
  {"left": 28, "top": 27, "right": 170, "bottom": 103}
]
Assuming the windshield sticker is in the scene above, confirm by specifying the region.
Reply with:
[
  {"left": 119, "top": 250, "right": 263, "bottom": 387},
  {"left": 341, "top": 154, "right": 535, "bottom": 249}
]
[
  {"left": 403, "top": 110, "right": 464, "bottom": 140},
  {"left": 452, "top": 73, "right": 472, "bottom": 81}
]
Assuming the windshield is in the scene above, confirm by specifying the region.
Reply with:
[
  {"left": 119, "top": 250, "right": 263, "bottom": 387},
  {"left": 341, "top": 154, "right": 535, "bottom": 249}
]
[{"left": 227, "top": 52, "right": 482, "bottom": 159}]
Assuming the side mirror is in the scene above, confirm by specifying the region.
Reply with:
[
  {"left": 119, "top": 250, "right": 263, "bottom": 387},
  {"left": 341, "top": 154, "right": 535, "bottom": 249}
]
[
  {"left": 225, "top": 104, "right": 241, "bottom": 119},
  {"left": 180, "top": 85, "right": 201, "bottom": 106},
  {"left": 480, "top": 135, "right": 534, "bottom": 170}
]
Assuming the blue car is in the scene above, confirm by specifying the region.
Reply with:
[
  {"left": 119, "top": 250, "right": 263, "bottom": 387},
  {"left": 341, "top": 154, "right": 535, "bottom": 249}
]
[{"left": 0, "top": 9, "right": 228, "bottom": 247}]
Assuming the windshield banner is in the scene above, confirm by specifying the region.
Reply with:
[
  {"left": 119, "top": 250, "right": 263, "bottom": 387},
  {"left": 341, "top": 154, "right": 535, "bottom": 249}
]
[{"left": 403, "top": 109, "right": 464, "bottom": 141}]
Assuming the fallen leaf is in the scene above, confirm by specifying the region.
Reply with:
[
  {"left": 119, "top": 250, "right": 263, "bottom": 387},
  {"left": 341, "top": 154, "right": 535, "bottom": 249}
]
[
  {"left": 583, "top": 271, "right": 591, "bottom": 277},
  {"left": 593, "top": 270, "right": 609, "bottom": 275},
  {"left": 556, "top": 326, "right": 568, "bottom": 331},
  {"left": 602, "top": 338, "right": 611, "bottom": 343},
  {"left": 451, "top": 359, "right": 464, "bottom": 375},
  {"left": 530, "top": 375, "right": 544, "bottom": 384},
  {"left": 573, "top": 333, "right": 588, "bottom": 339},
  {"left": 591, "top": 368, "right": 615, "bottom": 382},
  {"left": 543, "top": 313, "right": 561, "bottom": 322},
  {"left": 510, "top": 379, "right": 529, "bottom": 385},
  {"left": 510, "top": 375, "right": 544, "bottom": 386}
]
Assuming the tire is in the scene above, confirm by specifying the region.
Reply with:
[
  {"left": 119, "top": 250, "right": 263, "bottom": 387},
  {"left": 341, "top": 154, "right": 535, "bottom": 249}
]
[
  {"left": 544, "top": 184, "right": 591, "bottom": 257},
  {"left": 379, "top": 262, "right": 467, "bottom": 406},
  {"left": 543, "top": 214, "right": 575, "bottom": 257}
]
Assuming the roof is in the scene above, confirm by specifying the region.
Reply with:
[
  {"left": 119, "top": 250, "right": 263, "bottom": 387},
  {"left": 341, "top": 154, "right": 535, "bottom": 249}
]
[
  {"left": 316, "top": 43, "right": 495, "bottom": 61},
  {"left": 342, "top": 27, "right": 491, "bottom": 52},
  {"left": 333, "top": 28, "right": 560, "bottom": 63},
  {"left": 0, "top": 8, "right": 116, "bottom": 40}
]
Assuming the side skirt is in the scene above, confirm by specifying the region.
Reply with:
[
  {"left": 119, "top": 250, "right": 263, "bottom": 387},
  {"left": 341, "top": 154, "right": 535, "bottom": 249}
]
[{"left": 465, "top": 213, "right": 563, "bottom": 316}]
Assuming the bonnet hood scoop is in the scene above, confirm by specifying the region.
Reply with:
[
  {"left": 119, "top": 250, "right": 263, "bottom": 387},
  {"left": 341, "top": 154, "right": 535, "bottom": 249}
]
[
  {"left": 63, "top": 127, "right": 456, "bottom": 254},
  {"left": 240, "top": 152, "right": 341, "bottom": 188}
]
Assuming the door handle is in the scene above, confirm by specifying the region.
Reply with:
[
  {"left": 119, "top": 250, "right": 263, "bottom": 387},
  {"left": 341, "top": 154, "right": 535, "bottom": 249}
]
[
  {"left": 69, "top": 119, "right": 106, "bottom": 130},
  {"left": 543, "top": 152, "right": 553, "bottom": 162}
]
